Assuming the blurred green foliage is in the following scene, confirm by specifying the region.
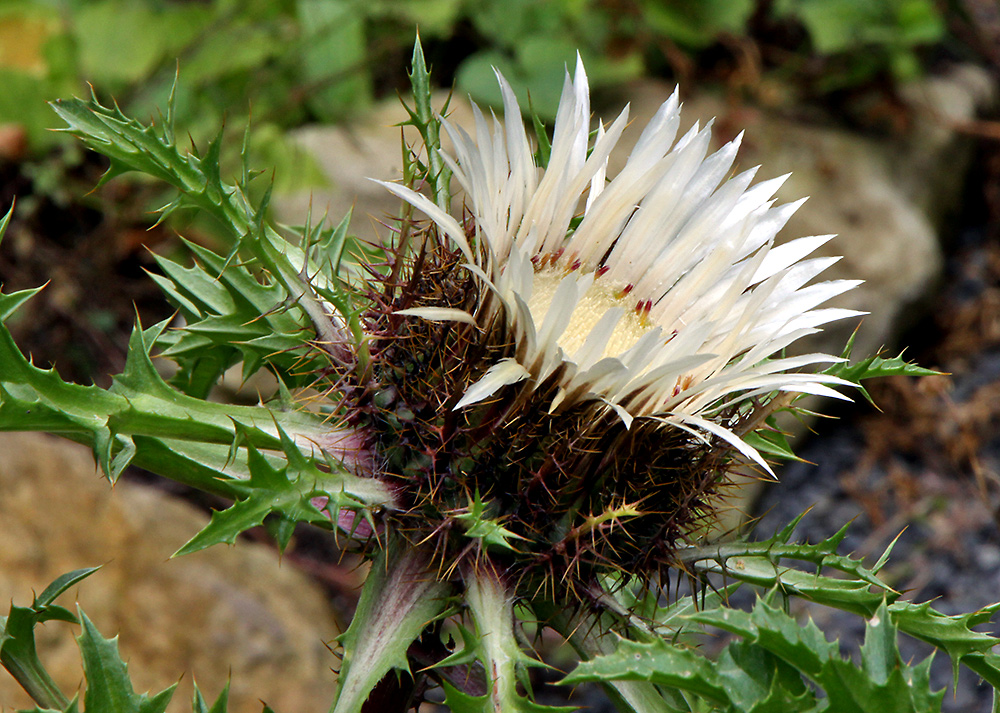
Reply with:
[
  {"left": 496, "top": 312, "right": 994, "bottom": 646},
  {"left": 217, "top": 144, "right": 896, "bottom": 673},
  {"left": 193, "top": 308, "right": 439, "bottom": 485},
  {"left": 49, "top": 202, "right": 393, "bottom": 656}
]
[
  {"left": 641, "top": 0, "right": 758, "bottom": 49},
  {"left": 452, "top": 0, "right": 642, "bottom": 118},
  {"left": 0, "top": 0, "right": 950, "bottom": 157},
  {"left": 774, "top": 0, "right": 946, "bottom": 88}
]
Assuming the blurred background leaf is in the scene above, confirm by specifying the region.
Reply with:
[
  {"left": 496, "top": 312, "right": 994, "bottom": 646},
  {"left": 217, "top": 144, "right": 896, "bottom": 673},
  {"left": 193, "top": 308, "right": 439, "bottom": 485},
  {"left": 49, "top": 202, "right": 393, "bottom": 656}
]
[{"left": 0, "top": 0, "right": 956, "bottom": 155}]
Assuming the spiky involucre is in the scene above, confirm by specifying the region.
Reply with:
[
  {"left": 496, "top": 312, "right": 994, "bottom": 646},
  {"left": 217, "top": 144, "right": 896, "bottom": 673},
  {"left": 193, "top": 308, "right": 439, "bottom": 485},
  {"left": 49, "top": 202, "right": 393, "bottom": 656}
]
[
  {"left": 352, "top": 56, "right": 862, "bottom": 596},
  {"left": 357, "top": 234, "right": 735, "bottom": 596}
]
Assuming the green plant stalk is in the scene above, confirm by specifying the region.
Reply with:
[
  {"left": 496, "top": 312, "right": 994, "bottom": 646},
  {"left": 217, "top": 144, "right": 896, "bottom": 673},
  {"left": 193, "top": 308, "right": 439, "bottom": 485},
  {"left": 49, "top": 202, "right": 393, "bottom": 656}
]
[
  {"left": 407, "top": 36, "right": 451, "bottom": 212},
  {"left": 330, "top": 538, "right": 453, "bottom": 713},
  {"left": 0, "top": 644, "right": 69, "bottom": 711},
  {"left": 463, "top": 566, "right": 529, "bottom": 712}
]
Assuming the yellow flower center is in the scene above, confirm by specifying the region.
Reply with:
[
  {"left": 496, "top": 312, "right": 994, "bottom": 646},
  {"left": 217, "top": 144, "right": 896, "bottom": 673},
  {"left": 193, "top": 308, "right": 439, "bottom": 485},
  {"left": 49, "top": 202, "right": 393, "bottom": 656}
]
[{"left": 527, "top": 266, "right": 652, "bottom": 359}]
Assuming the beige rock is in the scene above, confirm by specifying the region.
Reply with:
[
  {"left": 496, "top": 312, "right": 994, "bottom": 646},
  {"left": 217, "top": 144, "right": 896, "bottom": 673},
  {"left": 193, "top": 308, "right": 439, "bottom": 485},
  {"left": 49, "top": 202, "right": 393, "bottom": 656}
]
[
  {"left": 0, "top": 432, "right": 340, "bottom": 713},
  {"left": 275, "top": 93, "right": 477, "bottom": 246},
  {"left": 896, "top": 63, "right": 997, "bottom": 223}
]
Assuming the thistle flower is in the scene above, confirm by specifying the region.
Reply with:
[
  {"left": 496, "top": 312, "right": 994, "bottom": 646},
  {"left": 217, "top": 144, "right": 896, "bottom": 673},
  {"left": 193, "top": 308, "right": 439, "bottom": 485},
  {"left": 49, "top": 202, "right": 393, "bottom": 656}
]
[
  {"left": 377, "top": 56, "right": 861, "bottom": 475},
  {"left": 353, "top": 56, "right": 863, "bottom": 599}
]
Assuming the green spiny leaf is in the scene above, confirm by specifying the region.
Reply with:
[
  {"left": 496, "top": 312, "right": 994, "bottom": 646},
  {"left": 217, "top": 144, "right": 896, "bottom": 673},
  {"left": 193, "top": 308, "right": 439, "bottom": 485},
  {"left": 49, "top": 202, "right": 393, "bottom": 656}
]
[
  {"left": 454, "top": 491, "right": 527, "bottom": 552},
  {"left": 824, "top": 335, "right": 940, "bottom": 405},
  {"left": 301, "top": 208, "right": 354, "bottom": 281},
  {"left": 742, "top": 417, "right": 802, "bottom": 462},
  {"left": 149, "top": 253, "right": 234, "bottom": 319},
  {"left": 683, "top": 523, "right": 1000, "bottom": 695},
  {"left": 891, "top": 600, "right": 1000, "bottom": 687},
  {"left": 77, "top": 610, "right": 176, "bottom": 713},
  {"left": 51, "top": 92, "right": 362, "bottom": 376},
  {"left": 149, "top": 236, "right": 335, "bottom": 391},
  {"left": 562, "top": 636, "right": 737, "bottom": 704},
  {"left": 569, "top": 594, "right": 945, "bottom": 713},
  {"left": 0, "top": 203, "right": 12, "bottom": 249},
  {"left": 861, "top": 601, "right": 896, "bottom": 686},
  {"left": 264, "top": 514, "right": 298, "bottom": 553},
  {"left": 534, "top": 598, "right": 689, "bottom": 713},
  {"left": 172, "top": 484, "right": 276, "bottom": 556},
  {"left": 701, "top": 553, "right": 888, "bottom": 616},
  {"left": 688, "top": 594, "right": 838, "bottom": 680},
  {"left": 715, "top": 639, "right": 813, "bottom": 712},
  {"left": 34, "top": 568, "right": 101, "bottom": 612},
  {"left": 1, "top": 569, "right": 100, "bottom": 711},
  {"left": 0, "top": 286, "right": 44, "bottom": 323},
  {"left": 191, "top": 680, "right": 229, "bottom": 713},
  {"left": 169, "top": 416, "right": 390, "bottom": 558},
  {"left": 531, "top": 112, "right": 551, "bottom": 169},
  {"left": 440, "top": 681, "right": 492, "bottom": 713},
  {"left": 684, "top": 521, "right": 897, "bottom": 616},
  {"left": 0, "top": 302, "right": 388, "bottom": 506},
  {"left": 172, "top": 433, "right": 324, "bottom": 557}
]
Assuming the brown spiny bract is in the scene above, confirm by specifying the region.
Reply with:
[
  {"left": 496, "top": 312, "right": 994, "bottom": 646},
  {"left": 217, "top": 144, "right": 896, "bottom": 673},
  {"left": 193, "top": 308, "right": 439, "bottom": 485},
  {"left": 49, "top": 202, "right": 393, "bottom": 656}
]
[{"left": 336, "top": 231, "right": 743, "bottom": 601}]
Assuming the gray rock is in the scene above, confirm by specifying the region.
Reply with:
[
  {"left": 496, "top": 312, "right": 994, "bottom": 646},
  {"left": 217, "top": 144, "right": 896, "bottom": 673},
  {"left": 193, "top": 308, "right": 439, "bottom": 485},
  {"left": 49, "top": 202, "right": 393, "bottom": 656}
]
[{"left": 0, "top": 432, "right": 340, "bottom": 713}]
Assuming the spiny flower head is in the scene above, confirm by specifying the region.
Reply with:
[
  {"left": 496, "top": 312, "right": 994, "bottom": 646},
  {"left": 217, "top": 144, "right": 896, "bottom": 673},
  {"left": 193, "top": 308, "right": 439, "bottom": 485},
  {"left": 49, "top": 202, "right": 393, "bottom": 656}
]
[
  {"left": 351, "top": 56, "right": 862, "bottom": 595},
  {"left": 379, "top": 56, "right": 860, "bottom": 470}
]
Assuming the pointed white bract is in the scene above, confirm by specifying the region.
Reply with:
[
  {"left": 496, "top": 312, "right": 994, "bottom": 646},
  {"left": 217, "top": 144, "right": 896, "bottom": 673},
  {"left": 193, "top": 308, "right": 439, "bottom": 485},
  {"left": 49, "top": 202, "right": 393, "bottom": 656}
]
[{"left": 378, "top": 56, "right": 862, "bottom": 469}]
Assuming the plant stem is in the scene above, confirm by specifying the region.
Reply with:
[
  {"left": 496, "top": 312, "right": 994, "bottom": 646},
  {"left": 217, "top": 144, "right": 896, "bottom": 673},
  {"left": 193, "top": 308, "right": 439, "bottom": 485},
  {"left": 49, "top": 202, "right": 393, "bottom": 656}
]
[
  {"left": 1, "top": 648, "right": 69, "bottom": 711},
  {"left": 408, "top": 35, "right": 451, "bottom": 212}
]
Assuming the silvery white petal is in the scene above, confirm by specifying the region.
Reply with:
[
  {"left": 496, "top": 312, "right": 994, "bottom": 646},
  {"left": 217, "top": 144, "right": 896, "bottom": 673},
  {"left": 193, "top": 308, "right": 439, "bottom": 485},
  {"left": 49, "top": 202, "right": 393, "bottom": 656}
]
[
  {"left": 395, "top": 307, "right": 478, "bottom": 326},
  {"left": 454, "top": 358, "right": 530, "bottom": 410}
]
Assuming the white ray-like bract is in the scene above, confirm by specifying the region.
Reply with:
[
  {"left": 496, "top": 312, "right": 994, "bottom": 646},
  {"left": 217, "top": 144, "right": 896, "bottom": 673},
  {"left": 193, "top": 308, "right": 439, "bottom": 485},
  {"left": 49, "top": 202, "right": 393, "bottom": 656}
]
[{"left": 376, "top": 56, "right": 863, "bottom": 470}]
